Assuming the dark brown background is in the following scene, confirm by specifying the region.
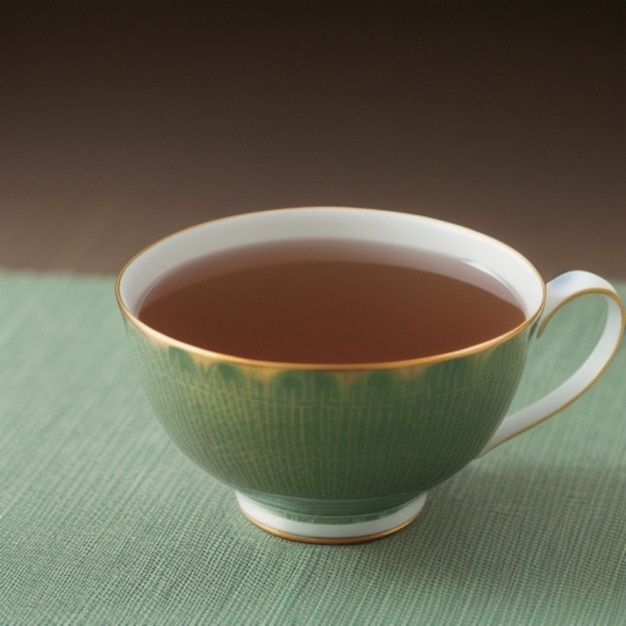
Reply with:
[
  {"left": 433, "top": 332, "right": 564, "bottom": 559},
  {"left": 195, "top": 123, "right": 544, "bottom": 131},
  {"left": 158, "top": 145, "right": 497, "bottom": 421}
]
[{"left": 2, "top": 1, "right": 624, "bottom": 278}]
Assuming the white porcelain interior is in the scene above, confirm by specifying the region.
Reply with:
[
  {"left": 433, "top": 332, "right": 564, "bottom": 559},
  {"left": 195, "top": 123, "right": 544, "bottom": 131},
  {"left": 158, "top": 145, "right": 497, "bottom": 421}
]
[{"left": 118, "top": 207, "right": 545, "bottom": 320}]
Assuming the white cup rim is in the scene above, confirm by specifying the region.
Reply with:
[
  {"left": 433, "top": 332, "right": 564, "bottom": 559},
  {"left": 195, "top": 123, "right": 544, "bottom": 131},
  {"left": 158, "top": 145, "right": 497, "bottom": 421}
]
[{"left": 116, "top": 207, "right": 546, "bottom": 370}]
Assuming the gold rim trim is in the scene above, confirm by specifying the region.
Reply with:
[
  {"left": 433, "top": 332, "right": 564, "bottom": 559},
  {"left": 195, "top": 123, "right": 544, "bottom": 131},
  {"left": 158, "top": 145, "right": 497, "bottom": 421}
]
[
  {"left": 114, "top": 207, "right": 547, "bottom": 372},
  {"left": 239, "top": 507, "right": 423, "bottom": 544}
]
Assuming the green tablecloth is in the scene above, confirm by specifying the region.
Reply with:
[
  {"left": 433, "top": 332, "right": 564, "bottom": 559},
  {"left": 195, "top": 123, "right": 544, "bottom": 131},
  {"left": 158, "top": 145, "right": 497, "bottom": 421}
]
[{"left": 1, "top": 271, "right": 625, "bottom": 625}]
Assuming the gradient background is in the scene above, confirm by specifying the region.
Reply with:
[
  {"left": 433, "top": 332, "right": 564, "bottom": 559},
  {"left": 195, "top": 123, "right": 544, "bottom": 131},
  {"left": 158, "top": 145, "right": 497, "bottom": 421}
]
[{"left": 3, "top": 1, "right": 624, "bottom": 278}]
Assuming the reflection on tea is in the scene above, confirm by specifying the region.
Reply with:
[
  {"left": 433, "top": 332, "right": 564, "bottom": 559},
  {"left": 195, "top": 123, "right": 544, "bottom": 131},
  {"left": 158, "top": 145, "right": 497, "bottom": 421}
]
[{"left": 138, "top": 239, "right": 525, "bottom": 363}]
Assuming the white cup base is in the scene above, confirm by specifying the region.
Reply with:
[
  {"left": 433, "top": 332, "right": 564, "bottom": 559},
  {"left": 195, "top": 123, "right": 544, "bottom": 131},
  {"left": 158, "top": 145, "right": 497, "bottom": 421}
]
[{"left": 235, "top": 492, "right": 428, "bottom": 544}]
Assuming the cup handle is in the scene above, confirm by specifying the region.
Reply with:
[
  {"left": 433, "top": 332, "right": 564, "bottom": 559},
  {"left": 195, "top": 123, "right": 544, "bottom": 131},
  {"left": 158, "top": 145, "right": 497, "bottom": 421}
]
[{"left": 480, "top": 270, "right": 625, "bottom": 456}]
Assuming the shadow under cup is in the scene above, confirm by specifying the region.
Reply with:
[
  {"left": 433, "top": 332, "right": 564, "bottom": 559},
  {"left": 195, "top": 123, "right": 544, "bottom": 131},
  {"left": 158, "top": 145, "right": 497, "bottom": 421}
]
[{"left": 115, "top": 208, "right": 553, "bottom": 543}]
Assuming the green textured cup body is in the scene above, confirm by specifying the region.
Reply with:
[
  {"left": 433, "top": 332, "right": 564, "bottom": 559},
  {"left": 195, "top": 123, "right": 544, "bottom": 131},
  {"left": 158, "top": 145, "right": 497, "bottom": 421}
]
[
  {"left": 117, "top": 208, "right": 624, "bottom": 542},
  {"left": 124, "top": 325, "right": 529, "bottom": 513}
]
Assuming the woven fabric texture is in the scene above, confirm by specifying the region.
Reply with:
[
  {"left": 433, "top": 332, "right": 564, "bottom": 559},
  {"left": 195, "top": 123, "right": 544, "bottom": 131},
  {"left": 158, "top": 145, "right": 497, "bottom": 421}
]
[{"left": 1, "top": 271, "right": 625, "bottom": 625}]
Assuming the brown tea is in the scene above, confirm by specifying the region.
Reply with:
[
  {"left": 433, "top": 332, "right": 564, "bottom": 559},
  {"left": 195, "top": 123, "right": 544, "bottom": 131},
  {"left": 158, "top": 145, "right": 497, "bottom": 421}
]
[{"left": 138, "top": 239, "right": 525, "bottom": 363}]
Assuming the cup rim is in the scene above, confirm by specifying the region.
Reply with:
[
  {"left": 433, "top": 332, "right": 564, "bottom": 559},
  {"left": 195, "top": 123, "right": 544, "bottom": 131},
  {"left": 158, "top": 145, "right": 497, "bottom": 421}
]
[{"left": 115, "top": 207, "right": 546, "bottom": 371}]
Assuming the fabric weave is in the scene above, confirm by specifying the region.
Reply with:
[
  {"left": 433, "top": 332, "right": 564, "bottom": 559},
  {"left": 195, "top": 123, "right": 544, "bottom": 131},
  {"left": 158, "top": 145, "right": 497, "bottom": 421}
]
[{"left": 1, "top": 272, "right": 624, "bottom": 625}]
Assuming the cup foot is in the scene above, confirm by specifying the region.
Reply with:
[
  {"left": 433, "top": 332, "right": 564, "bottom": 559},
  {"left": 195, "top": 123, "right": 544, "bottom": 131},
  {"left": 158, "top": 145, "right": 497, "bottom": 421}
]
[{"left": 235, "top": 492, "right": 427, "bottom": 544}]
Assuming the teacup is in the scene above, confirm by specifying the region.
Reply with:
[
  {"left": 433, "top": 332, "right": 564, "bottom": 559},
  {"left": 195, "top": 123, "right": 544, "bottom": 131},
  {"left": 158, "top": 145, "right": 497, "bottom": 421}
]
[{"left": 115, "top": 208, "right": 625, "bottom": 543}]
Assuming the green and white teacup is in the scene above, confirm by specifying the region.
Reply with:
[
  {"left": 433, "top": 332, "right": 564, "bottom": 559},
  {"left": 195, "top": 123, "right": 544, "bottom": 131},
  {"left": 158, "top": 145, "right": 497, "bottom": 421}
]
[{"left": 115, "top": 208, "right": 625, "bottom": 543}]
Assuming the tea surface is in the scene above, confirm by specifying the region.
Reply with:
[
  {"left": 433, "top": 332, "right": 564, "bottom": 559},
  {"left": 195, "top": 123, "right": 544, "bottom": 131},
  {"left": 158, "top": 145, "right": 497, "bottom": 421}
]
[{"left": 138, "top": 239, "right": 525, "bottom": 363}]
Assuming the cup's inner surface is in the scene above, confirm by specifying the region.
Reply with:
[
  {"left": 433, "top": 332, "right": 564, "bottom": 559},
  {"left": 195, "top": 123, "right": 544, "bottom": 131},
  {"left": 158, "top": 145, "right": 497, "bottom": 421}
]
[{"left": 117, "top": 208, "right": 545, "bottom": 365}]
